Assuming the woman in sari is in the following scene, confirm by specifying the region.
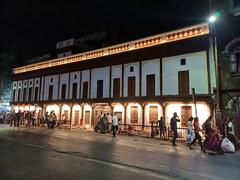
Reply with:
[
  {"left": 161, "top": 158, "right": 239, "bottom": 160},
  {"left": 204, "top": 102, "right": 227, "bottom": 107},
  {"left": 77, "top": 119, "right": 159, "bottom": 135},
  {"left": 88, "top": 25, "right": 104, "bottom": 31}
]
[{"left": 202, "top": 116, "right": 223, "bottom": 154}]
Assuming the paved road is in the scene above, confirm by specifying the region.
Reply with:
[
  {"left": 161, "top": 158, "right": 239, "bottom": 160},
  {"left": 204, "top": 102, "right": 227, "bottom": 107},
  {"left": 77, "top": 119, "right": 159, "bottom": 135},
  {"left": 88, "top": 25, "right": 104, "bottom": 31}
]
[{"left": 0, "top": 125, "right": 240, "bottom": 180}]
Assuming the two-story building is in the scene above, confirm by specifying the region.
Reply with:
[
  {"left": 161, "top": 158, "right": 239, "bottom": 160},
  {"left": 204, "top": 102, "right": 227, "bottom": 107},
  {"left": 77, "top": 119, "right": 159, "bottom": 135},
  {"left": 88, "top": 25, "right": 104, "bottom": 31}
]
[
  {"left": 221, "top": 38, "right": 240, "bottom": 138},
  {"left": 11, "top": 23, "right": 216, "bottom": 130}
]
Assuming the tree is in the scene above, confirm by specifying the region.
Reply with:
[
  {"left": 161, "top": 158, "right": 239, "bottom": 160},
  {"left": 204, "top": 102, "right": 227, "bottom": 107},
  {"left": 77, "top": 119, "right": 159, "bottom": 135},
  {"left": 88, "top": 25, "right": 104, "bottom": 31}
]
[{"left": 0, "top": 50, "right": 23, "bottom": 111}]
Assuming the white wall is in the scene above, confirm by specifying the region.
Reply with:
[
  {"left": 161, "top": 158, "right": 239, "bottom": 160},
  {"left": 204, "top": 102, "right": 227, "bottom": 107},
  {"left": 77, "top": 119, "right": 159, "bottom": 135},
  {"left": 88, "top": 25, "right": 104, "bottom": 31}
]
[
  {"left": 81, "top": 70, "right": 90, "bottom": 98},
  {"left": 17, "top": 81, "right": 22, "bottom": 101},
  {"left": 124, "top": 62, "right": 140, "bottom": 97},
  {"left": 111, "top": 65, "right": 122, "bottom": 97},
  {"left": 83, "top": 104, "right": 92, "bottom": 128},
  {"left": 43, "top": 75, "right": 59, "bottom": 100},
  {"left": 162, "top": 51, "right": 208, "bottom": 95},
  {"left": 40, "top": 77, "right": 44, "bottom": 101},
  {"left": 22, "top": 80, "right": 28, "bottom": 101},
  {"left": 46, "top": 104, "right": 60, "bottom": 120},
  {"left": 69, "top": 71, "right": 81, "bottom": 99},
  {"left": 23, "top": 80, "right": 28, "bottom": 88},
  {"left": 165, "top": 102, "right": 210, "bottom": 126},
  {"left": 72, "top": 104, "right": 82, "bottom": 125},
  {"left": 91, "top": 67, "right": 110, "bottom": 98},
  {"left": 59, "top": 73, "right": 70, "bottom": 99},
  {"left": 28, "top": 79, "right": 34, "bottom": 101},
  {"left": 144, "top": 104, "right": 163, "bottom": 125},
  {"left": 33, "top": 78, "right": 40, "bottom": 101},
  {"left": 142, "top": 59, "right": 160, "bottom": 96},
  {"left": 113, "top": 104, "right": 124, "bottom": 123},
  {"left": 62, "top": 104, "right": 71, "bottom": 120},
  {"left": 12, "top": 81, "right": 18, "bottom": 101},
  {"left": 126, "top": 103, "right": 142, "bottom": 125}
]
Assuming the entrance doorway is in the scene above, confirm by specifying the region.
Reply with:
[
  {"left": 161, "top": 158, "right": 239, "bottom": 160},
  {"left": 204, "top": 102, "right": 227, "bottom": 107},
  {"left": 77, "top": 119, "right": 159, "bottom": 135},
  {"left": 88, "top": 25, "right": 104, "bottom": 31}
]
[
  {"left": 85, "top": 111, "right": 90, "bottom": 125},
  {"left": 115, "top": 112, "right": 123, "bottom": 124},
  {"left": 92, "top": 104, "right": 112, "bottom": 126},
  {"left": 181, "top": 106, "right": 192, "bottom": 127}
]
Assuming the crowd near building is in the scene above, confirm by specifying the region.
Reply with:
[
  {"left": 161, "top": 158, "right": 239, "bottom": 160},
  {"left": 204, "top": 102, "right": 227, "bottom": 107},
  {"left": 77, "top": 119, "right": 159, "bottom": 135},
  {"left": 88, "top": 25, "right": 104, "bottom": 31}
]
[{"left": 10, "top": 23, "right": 216, "bottom": 134}]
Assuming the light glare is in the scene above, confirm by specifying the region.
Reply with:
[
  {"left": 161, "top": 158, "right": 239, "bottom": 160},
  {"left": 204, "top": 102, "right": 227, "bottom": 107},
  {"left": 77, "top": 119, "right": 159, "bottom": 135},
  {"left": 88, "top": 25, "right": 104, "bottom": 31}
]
[{"left": 209, "top": 15, "right": 216, "bottom": 23}]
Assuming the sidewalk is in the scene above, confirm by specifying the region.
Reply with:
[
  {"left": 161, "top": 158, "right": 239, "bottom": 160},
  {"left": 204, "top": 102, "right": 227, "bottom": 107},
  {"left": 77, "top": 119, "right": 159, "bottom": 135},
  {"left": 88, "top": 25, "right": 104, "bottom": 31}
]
[
  {"left": 0, "top": 124, "right": 183, "bottom": 146},
  {"left": 1, "top": 124, "right": 239, "bottom": 153}
]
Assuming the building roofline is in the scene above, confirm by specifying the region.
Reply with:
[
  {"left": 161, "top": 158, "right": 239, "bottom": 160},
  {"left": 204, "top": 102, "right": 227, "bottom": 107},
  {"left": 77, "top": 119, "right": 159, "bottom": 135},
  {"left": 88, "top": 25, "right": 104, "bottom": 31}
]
[{"left": 13, "top": 23, "right": 209, "bottom": 75}]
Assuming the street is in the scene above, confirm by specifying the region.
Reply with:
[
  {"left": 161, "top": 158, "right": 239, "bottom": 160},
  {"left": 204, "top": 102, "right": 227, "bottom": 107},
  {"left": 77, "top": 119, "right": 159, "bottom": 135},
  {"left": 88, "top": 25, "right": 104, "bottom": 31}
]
[{"left": 0, "top": 125, "right": 240, "bottom": 180}]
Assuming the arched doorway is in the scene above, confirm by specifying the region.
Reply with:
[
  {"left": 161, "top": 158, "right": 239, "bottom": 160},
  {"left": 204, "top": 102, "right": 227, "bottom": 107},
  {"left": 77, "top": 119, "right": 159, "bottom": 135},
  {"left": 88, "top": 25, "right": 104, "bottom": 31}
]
[{"left": 92, "top": 103, "right": 112, "bottom": 127}]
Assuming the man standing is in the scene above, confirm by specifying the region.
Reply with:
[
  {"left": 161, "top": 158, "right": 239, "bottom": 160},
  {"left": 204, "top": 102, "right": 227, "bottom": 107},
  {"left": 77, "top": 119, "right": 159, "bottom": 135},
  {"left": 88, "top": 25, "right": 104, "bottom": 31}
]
[
  {"left": 170, "top": 112, "right": 180, "bottom": 146},
  {"left": 112, "top": 112, "right": 118, "bottom": 137}
]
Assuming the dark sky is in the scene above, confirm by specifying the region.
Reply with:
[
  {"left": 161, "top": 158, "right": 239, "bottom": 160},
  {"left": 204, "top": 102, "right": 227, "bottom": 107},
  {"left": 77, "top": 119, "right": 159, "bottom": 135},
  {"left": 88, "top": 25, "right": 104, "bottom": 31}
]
[{"left": 1, "top": 0, "right": 210, "bottom": 58}]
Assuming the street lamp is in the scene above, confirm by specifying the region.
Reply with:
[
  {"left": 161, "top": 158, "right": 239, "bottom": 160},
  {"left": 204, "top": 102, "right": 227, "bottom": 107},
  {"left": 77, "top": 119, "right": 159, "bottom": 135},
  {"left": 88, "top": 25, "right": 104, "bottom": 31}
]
[
  {"left": 208, "top": 14, "right": 221, "bottom": 125},
  {"left": 209, "top": 15, "right": 217, "bottom": 22}
]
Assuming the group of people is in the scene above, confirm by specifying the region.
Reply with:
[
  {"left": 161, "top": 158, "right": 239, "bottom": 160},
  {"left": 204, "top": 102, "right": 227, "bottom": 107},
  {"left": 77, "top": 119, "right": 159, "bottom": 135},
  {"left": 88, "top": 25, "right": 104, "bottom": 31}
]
[
  {"left": 173, "top": 113, "right": 238, "bottom": 154},
  {"left": 0, "top": 112, "right": 7, "bottom": 124},
  {"left": 0, "top": 110, "right": 58, "bottom": 129},
  {"left": 1, "top": 110, "right": 238, "bottom": 153},
  {"left": 168, "top": 112, "right": 238, "bottom": 153},
  {"left": 95, "top": 112, "right": 120, "bottom": 137}
]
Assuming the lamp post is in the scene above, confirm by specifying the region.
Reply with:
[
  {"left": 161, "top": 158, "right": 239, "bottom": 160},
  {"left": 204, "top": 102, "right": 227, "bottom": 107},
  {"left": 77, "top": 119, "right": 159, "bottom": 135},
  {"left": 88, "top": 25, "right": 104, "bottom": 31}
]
[{"left": 208, "top": 14, "right": 222, "bottom": 128}]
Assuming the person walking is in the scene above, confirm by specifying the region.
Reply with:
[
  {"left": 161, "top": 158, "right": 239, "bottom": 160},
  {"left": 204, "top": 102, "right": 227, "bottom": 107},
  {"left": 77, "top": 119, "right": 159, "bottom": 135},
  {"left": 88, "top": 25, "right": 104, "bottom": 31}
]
[
  {"left": 189, "top": 117, "right": 205, "bottom": 152},
  {"left": 16, "top": 111, "right": 21, "bottom": 127},
  {"left": 48, "top": 111, "right": 54, "bottom": 129},
  {"left": 112, "top": 112, "right": 118, "bottom": 137},
  {"left": 10, "top": 111, "right": 16, "bottom": 127},
  {"left": 158, "top": 117, "right": 166, "bottom": 139},
  {"left": 227, "top": 118, "right": 237, "bottom": 150},
  {"left": 187, "top": 117, "right": 194, "bottom": 146},
  {"left": 45, "top": 111, "right": 49, "bottom": 128},
  {"left": 25, "top": 111, "right": 31, "bottom": 128},
  {"left": 202, "top": 116, "right": 223, "bottom": 154},
  {"left": 170, "top": 112, "right": 180, "bottom": 146},
  {"left": 107, "top": 113, "right": 112, "bottom": 132},
  {"left": 0, "top": 113, "right": 3, "bottom": 124}
]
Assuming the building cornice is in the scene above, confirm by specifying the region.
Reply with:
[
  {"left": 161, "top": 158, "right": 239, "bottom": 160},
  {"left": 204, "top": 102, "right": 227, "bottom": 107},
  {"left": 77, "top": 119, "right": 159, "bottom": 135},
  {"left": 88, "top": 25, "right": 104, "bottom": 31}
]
[{"left": 13, "top": 23, "right": 209, "bottom": 75}]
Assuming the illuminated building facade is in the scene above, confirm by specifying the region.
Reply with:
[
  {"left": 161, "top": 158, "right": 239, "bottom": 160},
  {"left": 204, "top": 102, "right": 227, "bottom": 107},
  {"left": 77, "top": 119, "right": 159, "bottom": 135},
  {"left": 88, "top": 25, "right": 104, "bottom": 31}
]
[{"left": 11, "top": 23, "right": 216, "bottom": 129}]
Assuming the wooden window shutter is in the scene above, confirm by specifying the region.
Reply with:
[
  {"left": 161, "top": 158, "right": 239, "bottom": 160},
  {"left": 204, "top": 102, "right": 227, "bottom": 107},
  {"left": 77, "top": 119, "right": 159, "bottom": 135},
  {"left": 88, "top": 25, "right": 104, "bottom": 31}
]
[{"left": 229, "top": 53, "right": 237, "bottom": 73}]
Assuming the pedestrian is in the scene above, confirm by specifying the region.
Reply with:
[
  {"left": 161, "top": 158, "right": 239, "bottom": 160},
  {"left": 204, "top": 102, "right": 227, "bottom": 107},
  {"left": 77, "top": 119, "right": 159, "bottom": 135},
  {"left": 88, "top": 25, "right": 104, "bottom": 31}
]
[
  {"left": 20, "top": 111, "right": 25, "bottom": 125},
  {"left": 202, "top": 116, "right": 223, "bottom": 154},
  {"left": 25, "top": 111, "right": 31, "bottom": 128},
  {"left": 189, "top": 117, "right": 205, "bottom": 152},
  {"left": 31, "top": 111, "right": 36, "bottom": 126},
  {"left": 112, "top": 112, "right": 118, "bottom": 137},
  {"left": 10, "top": 111, "right": 16, "bottom": 127},
  {"left": 227, "top": 118, "right": 237, "bottom": 150},
  {"left": 221, "top": 117, "right": 228, "bottom": 138},
  {"left": 170, "top": 112, "right": 180, "bottom": 146},
  {"left": 107, "top": 113, "right": 112, "bottom": 132},
  {"left": 16, "top": 111, "right": 21, "bottom": 127},
  {"left": 158, "top": 117, "right": 166, "bottom": 139},
  {"left": 53, "top": 112, "right": 57, "bottom": 128},
  {"left": 187, "top": 117, "right": 194, "bottom": 146},
  {"left": 45, "top": 111, "right": 49, "bottom": 127},
  {"left": 0, "top": 112, "right": 3, "bottom": 124},
  {"left": 118, "top": 119, "right": 122, "bottom": 134},
  {"left": 48, "top": 111, "right": 54, "bottom": 129},
  {"left": 37, "top": 111, "right": 41, "bottom": 126}
]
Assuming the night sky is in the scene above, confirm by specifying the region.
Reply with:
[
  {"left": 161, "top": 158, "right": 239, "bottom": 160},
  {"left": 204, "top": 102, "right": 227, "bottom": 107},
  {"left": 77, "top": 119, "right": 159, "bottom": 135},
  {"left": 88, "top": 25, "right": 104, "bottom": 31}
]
[{"left": 1, "top": 0, "right": 211, "bottom": 58}]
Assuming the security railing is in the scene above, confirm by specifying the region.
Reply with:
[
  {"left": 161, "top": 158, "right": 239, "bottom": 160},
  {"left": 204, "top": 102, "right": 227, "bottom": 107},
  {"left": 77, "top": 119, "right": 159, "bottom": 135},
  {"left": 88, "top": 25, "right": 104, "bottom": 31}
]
[{"left": 116, "top": 123, "right": 189, "bottom": 141}]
